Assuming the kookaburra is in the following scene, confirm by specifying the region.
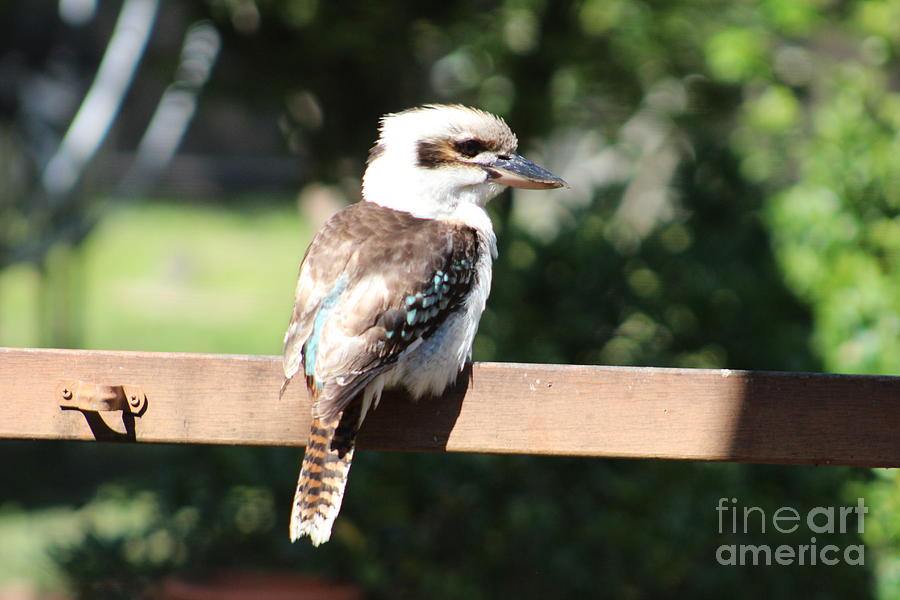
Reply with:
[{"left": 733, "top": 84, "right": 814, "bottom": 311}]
[{"left": 281, "top": 104, "right": 567, "bottom": 546}]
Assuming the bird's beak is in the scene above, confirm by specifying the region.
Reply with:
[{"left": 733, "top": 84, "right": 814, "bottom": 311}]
[{"left": 483, "top": 153, "right": 568, "bottom": 190}]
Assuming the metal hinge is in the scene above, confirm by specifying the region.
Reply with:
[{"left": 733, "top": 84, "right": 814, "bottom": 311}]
[
  {"left": 57, "top": 380, "right": 147, "bottom": 441},
  {"left": 57, "top": 381, "right": 147, "bottom": 414}
]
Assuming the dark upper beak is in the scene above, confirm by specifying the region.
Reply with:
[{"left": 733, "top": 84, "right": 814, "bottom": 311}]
[{"left": 483, "top": 153, "right": 568, "bottom": 190}]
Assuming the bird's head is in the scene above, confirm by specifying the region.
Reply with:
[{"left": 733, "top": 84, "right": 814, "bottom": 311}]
[{"left": 362, "top": 104, "right": 567, "bottom": 220}]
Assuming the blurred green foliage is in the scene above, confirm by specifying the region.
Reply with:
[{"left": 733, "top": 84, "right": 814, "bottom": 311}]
[{"left": 2, "top": 0, "right": 899, "bottom": 597}]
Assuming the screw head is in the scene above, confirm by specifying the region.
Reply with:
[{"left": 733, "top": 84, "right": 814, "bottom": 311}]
[{"left": 62, "top": 388, "right": 72, "bottom": 400}]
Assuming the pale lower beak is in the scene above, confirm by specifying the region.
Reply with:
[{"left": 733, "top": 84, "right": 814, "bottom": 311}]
[{"left": 483, "top": 153, "right": 568, "bottom": 190}]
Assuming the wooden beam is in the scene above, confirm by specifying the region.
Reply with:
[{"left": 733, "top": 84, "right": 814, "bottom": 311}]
[{"left": 1, "top": 347, "right": 897, "bottom": 467}]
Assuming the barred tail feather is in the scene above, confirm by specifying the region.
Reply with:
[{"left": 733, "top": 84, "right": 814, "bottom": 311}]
[{"left": 290, "top": 405, "right": 360, "bottom": 546}]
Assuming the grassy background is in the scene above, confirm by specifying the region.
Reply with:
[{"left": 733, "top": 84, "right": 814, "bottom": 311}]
[{"left": 0, "top": 200, "right": 307, "bottom": 355}]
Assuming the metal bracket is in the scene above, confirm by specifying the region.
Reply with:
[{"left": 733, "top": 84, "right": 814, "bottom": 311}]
[{"left": 57, "top": 380, "right": 147, "bottom": 415}]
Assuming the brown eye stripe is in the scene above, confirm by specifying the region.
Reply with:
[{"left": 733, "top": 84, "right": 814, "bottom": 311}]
[
  {"left": 416, "top": 137, "right": 505, "bottom": 168},
  {"left": 416, "top": 140, "right": 455, "bottom": 168}
]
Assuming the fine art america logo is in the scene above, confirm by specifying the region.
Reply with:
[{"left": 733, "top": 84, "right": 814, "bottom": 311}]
[{"left": 715, "top": 497, "right": 867, "bottom": 566}]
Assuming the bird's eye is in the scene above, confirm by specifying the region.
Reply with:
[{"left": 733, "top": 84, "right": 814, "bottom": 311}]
[{"left": 454, "top": 139, "right": 486, "bottom": 158}]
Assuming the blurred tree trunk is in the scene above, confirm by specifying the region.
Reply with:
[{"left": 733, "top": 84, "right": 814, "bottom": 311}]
[{"left": 39, "top": 243, "right": 83, "bottom": 349}]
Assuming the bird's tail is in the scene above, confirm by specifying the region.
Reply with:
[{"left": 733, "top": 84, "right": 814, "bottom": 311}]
[{"left": 290, "top": 406, "right": 360, "bottom": 546}]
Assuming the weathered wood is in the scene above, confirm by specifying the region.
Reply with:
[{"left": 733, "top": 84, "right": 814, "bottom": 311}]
[{"left": 0, "top": 347, "right": 897, "bottom": 467}]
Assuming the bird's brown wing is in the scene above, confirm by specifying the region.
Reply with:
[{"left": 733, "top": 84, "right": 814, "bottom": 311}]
[{"left": 281, "top": 201, "right": 481, "bottom": 419}]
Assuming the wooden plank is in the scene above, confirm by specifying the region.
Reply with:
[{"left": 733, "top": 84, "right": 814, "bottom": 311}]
[{"left": 0, "top": 347, "right": 897, "bottom": 467}]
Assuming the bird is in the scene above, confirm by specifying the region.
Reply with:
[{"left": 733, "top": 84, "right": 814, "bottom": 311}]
[{"left": 281, "top": 104, "right": 567, "bottom": 546}]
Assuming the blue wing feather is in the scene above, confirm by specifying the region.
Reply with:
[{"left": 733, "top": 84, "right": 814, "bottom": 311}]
[{"left": 304, "top": 276, "right": 348, "bottom": 380}]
